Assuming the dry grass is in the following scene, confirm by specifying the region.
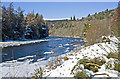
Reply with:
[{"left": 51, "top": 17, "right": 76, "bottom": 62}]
[
  {"left": 74, "top": 71, "right": 89, "bottom": 78},
  {"left": 107, "top": 52, "right": 120, "bottom": 61},
  {"left": 32, "top": 67, "right": 43, "bottom": 79},
  {"left": 111, "top": 7, "right": 120, "bottom": 37},
  {"left": 85, "top": 19, "right": 112, "bottom": 45},
  {"left": 72, "top": 57, "right": 106, "bottom": 74},
  {"left": 63, "top": 56, "right": 69, "bottom": 61},
  {"left": 68, "top": 53, "right": 74, "bottom": 56}
]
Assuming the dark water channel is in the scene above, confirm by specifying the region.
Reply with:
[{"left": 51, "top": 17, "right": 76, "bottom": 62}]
[{"left": 2, "top": 37, "right": 84, "bottom": 62}]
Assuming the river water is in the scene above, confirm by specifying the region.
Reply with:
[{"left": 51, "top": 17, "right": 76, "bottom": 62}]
[
  {"left": 1, "top": 36, "right": 84, "bottom": 77},
  {"left": 2, "top": 37, "right": 84, "bottom": 62}
]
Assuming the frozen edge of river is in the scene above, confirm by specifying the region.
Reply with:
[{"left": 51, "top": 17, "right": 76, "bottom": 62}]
[{"left": 0, "top": 39, "right": 50, "bottom": 48}]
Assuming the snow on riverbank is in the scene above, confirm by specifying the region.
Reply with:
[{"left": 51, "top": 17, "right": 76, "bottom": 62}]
[
  {"left": 0, "top": 36, "right": 119, "bottom": 78},
  {"left": 0, "top": 39, "right": 50, "bottom": 48},
  {"left": 43, "top": 36, "right": 119, "bottom": 77},
  {"left": 0, "top": 37, "right": 83, "bottom": 78}
]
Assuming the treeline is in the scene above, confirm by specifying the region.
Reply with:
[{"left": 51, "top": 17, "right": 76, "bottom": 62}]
[
  {"left": 69, "top": 9, "right": 115, "bottom": 21},
  {"left": 84, "top": 9, "right": 115, "bottom": 21},
  {"left": 50, "top": 8, "right": 115, "bottom": 30},
  {"left": 2, "top": 3, "right": 48, "bottom": 41},
  {"left": 50, "top": 5, "right": 119, "bottom": 45}
]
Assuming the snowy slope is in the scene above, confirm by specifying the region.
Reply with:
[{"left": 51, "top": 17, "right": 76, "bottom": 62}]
[
  {"left": 44, "top": 36, "right": 119, "bottom": 77},
  {"left": 0, "top": 36, "right": 119, "bottom": 78}
]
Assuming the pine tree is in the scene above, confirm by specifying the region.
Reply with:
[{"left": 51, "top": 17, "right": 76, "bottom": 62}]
[
  {"left": 88, "top": 14, "right": 90, "bottom": 17},
  {"left": 105, "top": 9, "right": 108, "bottom": 13},
  {"left": 0, "top": 2, "right": 2, "bottom": 41},
  {"left": 73, "top": 16, "right": 76, "bottom": 21},
  {"left": 2, "top": 3, "right": 48, "bottom": 41},
  {"left": 70, "top": 17, "right": 72, "bottom": 21},
  {"left": 17, "top": 7, "right": 25, "bottom": 38}
]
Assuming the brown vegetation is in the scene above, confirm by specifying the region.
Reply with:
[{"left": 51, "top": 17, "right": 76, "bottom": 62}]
[
  {"left": 49, "top": 8, "right": 117, "bottom": 45},
  {"left": 63, "top": 56, "right": 69, "bottom": 61},
  {"left": 85, "top": 19, "right": 112, "bottom": 45},
  {"left": 112, "top": 6, "right": 120, "bottom": 37}
]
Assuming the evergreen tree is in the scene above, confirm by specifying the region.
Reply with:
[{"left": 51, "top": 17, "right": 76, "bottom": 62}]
[
  {"left": 70, "top": 17, "right": 72, "bottom": 21},
  {"left": 0, "top": 2, "right": 2, "bottom": 41},
  {"left": 88, "top": 14, "right": 90, "bottom": 17},
  {"left": 2, "top": 3, "right": 48, "bottom": 41},
  {"left": 105, "top": 9, "right": 108, "bottom": 13},
  {"left": 73, "top": 16, "right": 76, "bottom": 21},
  {"left": 16, "top": 7, "right": 25, "bottom": 38}
]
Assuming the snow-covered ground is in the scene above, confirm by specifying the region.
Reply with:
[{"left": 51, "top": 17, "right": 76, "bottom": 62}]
[
  {"left": 43, "top": 36, "right": 120, "bottom": 77},
  {"left": 0, "top": 36, "right": 119, "bottom": 78},
  {"left": 0, "top": 39, "right": 50, "bottom": 48},
  {"left": 0, "top": 37, "right": 83, "bottom": 78}
]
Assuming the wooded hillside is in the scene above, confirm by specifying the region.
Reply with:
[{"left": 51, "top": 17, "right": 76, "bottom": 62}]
[
  {"left": 2, "top": 3, "right": 49, "bottom": 41},
  {"left": 49, "top": 8, "right": 119, "bottom": 45}
]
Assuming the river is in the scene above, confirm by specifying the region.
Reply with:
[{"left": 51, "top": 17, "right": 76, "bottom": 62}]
[{"left": 0, "top": 36, "right": 84, "bottom": 77}]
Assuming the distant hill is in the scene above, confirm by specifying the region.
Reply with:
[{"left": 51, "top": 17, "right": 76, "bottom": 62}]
[{"left": 49, "top": 8, "right": 117, "bottom": 45}]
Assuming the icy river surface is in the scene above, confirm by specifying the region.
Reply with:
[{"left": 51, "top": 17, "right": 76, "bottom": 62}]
[{"left": 0, "top": 36, "right": 84, "bottom": 77}]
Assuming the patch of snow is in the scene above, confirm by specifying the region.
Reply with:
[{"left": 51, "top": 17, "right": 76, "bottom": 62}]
[
  {"left": 64, "top": 43, "right": 69, "bottom": 46},
  {"left": 42, "top": 28, "right": 46, "bottom": 30},
  {"left": 0, "top": 39, "right": 50, "bottom": 48},
  {"left": 44, "top": 52, "right": 52, "bottom": 54}
]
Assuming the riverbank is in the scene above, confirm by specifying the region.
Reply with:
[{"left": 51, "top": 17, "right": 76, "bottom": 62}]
[
  {"left": 49, "top": 35, "right": 82, "bottom": 38},
  {"left": 0, "top": 36, "right": 119, "bottom": 78},
  {"left": 0, "top": 37, "right": 84, "bottom": 78},
  {"left": 0, "top": 39, "right": 50, "bottom": 48},
  {"left": 43, "top": 36, "right": 119, "bottom": 77}
]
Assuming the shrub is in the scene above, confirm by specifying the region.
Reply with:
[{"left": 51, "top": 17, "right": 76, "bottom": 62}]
[
  {"left": 64, "top": 56, "right": 69, "bottom": 61},
  {"left": 91, "top": 67, "right": 98, "bottom": 72},
  {"left": 89, "top": 57, "right": 106, "bottom": 66},
  {"left": 82, "top": 23, "right": 90, "bottom": 37},
  {"left": 83, "top": 63, "right": 101, "bottom": 72},
  {"left": 107, "top": 52, "right": 120, "bottom": 61},
  {"left": 32, "top": 67, "right": 43, "bottom": 79},
  {"left": 77, "top": 58, "right": 105, "bottom": 67},
  {"left": 102, "top": 36, "right": 111, "bottom": 44},
  {"left": 77, "top": 59, "right": 89, "bottom": 64},
  {"left": 101, "top": 57, "right": 106, "bottom": 63},
  {"left": 74, "top": 71, "right": 89, "bottom": 78},
  {"left": 73, "top": 57, "right": 107, "bottom": 73},
  {"left": 114, "top": 62, "right": 120, "bottom": 72},
  {"left": 105, "top": 61, "right": 113, "bottom": 69},
  {"left": 106, "top": 60, "right": 120, "bottom": 72},
  {"left": 68, "top": 53, "right": 74, "bottom": 56},
  {"left": 73, "top": 58, "right": 103, "bottom": 73}
]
